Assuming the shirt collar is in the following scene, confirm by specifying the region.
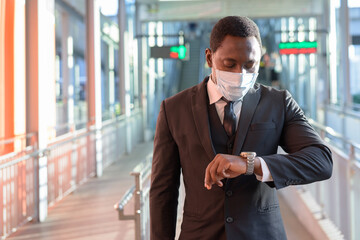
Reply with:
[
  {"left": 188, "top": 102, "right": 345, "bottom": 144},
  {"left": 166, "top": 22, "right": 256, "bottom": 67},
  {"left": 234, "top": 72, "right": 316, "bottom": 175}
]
[{"left": 207, "top": 75, "right": 223, "bottom": 105}]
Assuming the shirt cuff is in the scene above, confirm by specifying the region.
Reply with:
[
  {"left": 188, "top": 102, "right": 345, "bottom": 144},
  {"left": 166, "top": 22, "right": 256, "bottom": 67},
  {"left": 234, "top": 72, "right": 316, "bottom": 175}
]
[{"left": 255, "top": 157, "right": 274, "bottom": 182}]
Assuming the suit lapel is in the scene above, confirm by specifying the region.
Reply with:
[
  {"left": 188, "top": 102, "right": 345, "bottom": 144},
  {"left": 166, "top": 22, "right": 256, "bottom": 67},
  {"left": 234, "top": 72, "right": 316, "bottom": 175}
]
[
  {"left": 191, "top": 77, "right": 216, "bottom": 161},
  {"left": 232, "top": 85, "right": 261, "bottom": 155}
]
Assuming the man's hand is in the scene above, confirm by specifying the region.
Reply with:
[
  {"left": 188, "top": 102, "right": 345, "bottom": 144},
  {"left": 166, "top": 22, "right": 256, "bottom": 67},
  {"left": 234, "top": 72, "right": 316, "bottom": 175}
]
[{"left": 204, "top": 154, "right": 247, "bottom": 190}]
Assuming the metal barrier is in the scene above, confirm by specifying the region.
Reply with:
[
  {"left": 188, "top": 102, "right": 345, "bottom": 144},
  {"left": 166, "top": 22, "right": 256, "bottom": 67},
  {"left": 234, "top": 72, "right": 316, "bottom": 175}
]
[
  {"left": 102, "top": 116, "right": 126, "bottom": 169},
  {"left": 46, "top": 127, "right": 97, "bottom": 206},
  {"left": 0, "top": 109, "right": 144, "bottom": 239},
  {"left": 309, "top": 118, "right": 360, "bottom": 162},
  {"left": 0, "top": 133, "right": 38, "bottom": 238},
  {"left": 304, "top": 119, "right": 360, "bottom": 239},
  {"left": 114, "top": 154, "right": 152, "bottom": 240}
]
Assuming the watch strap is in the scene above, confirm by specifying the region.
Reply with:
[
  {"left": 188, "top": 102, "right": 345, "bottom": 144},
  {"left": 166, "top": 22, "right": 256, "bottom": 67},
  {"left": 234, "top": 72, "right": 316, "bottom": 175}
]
[{"left": 242, "top": 152, "right": 256, "bottom": 175}]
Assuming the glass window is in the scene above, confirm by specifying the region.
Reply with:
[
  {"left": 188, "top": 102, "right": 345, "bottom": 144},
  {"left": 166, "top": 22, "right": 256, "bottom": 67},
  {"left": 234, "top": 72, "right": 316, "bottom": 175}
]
[
  {"left": 349, "top": 8, "right": 360, "bottom": 108},
  {"left": 100, "top": 14, "right": 119, "bottom": 120},
  {"left": 55, "top": 0, "right": 87, "bottom": 134},
  {"left": 329, "top": 0, "right": 360, "bottom": 110}
]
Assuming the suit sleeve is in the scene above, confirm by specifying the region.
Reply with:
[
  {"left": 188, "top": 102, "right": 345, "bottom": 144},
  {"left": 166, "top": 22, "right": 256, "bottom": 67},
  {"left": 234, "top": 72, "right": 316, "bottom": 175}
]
[
  {"left": 263, "top": 90, "right": 333, "bottom": 189},
  {"left": 150, "top": 100, "right": 181, "bottom": 239}
]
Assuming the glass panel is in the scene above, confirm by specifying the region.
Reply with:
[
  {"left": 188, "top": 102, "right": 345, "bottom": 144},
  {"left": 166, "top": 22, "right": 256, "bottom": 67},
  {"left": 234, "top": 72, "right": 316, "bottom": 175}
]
[
  {"left": 349, "top": 7, "right": 360, "bottom": 109},
  {"left": 55, "top": 0, "right": 87, "bottom": 134},
  {"left": 100, "top": 14, "right": 119, "bottom": 120}
]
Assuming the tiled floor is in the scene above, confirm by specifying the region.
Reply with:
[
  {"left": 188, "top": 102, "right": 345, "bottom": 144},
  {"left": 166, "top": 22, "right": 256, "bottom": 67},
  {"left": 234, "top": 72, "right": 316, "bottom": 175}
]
[{"left": 8, "top": 141, "right": 314, "bottom": 240}]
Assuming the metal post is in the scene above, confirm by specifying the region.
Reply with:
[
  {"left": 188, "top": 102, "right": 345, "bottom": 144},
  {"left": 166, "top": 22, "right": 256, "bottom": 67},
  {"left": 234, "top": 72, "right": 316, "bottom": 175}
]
[
  {"left": 349, "top": 144, "right": 355, "bottom": 240},
  {"left": 133, "top": 172, "right": 141, "bottom": 240},
  {"left": 61, "top": 11, "right": 70, "bottom": 126},
  {"left": 118, "top": 0, "right": 127, "bottom": 116},
  {"left": 33, "top": 136, "right": 40, "bottom": 222}
]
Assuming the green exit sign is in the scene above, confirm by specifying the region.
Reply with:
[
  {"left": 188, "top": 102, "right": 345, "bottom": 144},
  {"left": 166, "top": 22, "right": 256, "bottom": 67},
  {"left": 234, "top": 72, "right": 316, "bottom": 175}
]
[
  {"left": 170, "top": 46, "right": 187, "bottom": 59},
  {"left": 150, "top": 45, "right": 188, "bottom": 60}
]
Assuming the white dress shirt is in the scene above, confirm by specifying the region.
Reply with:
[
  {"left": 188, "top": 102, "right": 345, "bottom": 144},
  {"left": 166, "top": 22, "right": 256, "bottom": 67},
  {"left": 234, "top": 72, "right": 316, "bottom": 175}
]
[{"left": 207, "top": 76, "right": 273, "bottom": 182}]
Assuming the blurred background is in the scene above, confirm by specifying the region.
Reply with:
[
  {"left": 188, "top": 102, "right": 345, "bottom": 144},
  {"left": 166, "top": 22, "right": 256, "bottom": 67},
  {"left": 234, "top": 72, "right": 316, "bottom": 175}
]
[{"left": 0, "top": 0, "right": 360, "bottom": 239}]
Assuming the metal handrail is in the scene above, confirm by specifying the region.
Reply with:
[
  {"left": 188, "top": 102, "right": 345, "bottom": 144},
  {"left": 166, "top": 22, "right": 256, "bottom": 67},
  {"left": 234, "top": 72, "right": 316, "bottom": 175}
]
[
  {"left": 0, "top": 152, "right": 37, "bottom": 170},
  {"left": 325, "top": 104, "right": 360, "bottom": 119},
  {"left": 0, "top": 132, "right": 37, "bottom": 146},
  {"left": 114, "top": 185, "right": 136, "bottom": 220},
  {"left": 114, "top": 156, "right": 152, "bottom": 240},
  {"left": 100, "top": 108, "right": 142, "bottom": 129},
  {"left": 308, "top": 118, "right": 360, "bottom": 155},
  {"left": 46, "top": 129, "right": 96, "bottom": 150}
]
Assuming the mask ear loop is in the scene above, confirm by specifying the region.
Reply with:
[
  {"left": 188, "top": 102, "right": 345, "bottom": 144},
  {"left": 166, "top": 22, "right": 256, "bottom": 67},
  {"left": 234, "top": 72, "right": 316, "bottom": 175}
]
[{"left": 210, "top": 72, "right": 217, "bottom": 84}]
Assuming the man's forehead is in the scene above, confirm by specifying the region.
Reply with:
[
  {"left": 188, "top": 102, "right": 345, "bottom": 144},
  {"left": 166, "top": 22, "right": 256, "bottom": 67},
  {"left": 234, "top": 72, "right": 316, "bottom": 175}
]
[
  {"left": 217, "top": 36, "right": 260, "bottom": 51},
  {"left": 215, "top": 37, "right": 261, "bottom": 60}
]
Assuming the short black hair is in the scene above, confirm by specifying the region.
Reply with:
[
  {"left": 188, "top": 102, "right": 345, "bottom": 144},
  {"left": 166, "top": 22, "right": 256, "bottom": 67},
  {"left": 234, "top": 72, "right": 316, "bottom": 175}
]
[{"left": 210, "top": 16, "right": 262, "bottom": 53}]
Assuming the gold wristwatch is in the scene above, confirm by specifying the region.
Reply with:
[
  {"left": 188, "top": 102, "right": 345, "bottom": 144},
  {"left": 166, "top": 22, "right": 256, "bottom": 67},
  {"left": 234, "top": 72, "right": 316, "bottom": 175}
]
[{"left": 240, "top": 152, "right": 256, "bottom": 175}]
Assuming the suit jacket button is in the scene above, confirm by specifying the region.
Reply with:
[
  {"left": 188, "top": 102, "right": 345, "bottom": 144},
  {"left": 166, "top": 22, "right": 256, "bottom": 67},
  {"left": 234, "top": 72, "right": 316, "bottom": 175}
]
[
  {"left": 226, "top": 217, "right": 233, "bottom": 223},
  {"left": 226, "top": 190, "right": 233, "bottom": 197}
]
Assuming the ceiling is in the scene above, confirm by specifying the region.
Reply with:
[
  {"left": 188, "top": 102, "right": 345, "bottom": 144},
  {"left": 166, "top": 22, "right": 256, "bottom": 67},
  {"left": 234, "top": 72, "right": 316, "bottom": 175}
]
[
  {"left": 57, "top": 0, "right": 327, "bottom": 23},
  {"left": 136, "top": 0, "right": 326, "bottom": 22}
]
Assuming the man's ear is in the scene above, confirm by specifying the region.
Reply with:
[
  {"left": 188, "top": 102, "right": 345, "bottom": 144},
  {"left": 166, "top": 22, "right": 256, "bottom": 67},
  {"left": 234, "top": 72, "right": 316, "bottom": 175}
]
[{"left": 205, "top": 48, "right": 213, "bottom": 68}]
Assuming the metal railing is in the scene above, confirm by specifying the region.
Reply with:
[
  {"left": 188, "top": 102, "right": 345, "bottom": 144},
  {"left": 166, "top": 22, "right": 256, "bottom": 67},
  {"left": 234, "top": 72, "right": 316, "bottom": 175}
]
[
  {"left": 303, "top": 118, "right": 360, "bottom": 239},
  {"left": 0, "top": 133, "right": 38, "bottom": 238},
  {"left": 46, "top": 127, "right": 97, "bottom": 206},
  {"left": 0, "top": 110, "right": 144, "bottom": 239},
  {"left": 309, "top": 118, "right": 360, "bottom": 162},
  {"left": 114, "top": 154, "right": 152, "bottom": 240}
]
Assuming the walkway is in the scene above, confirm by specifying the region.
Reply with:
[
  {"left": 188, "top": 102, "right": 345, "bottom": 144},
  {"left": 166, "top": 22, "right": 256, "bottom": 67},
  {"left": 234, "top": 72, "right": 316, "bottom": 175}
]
[{"left": 8, "top": 141, "right": 314, "bottom": 240}]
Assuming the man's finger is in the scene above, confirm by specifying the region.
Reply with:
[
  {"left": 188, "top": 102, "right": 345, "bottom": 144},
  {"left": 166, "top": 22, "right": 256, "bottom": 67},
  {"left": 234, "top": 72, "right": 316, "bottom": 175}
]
[
  {"left": 209, "top": 161, "right": 217, "bottom": 186},
  {"left": 210, "top": 159, "right": 225, "bottom": 187},
  {"left": 204, "top": 160, "right": 215, "bottom": 189}
]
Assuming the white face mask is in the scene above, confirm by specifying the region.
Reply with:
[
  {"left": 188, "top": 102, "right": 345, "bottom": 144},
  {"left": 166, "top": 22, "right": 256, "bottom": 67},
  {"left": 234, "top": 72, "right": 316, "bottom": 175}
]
[{"left": 214, "top": 69, "right": 258, "bottom": 102}]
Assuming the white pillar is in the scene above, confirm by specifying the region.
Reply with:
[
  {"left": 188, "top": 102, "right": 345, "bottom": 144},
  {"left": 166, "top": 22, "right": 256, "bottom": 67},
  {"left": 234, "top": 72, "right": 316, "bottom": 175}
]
[
  {"left": 86, "top": 0, "right": 103, "bottom": 177},
  {"left": 339, "top": 2, "right": 351, "bottom": 239},
  {"left": 13, "top": 0, "right": 26, "bottom": 149},
  {"left": 26, "top": 0, "right": 56, "bottom": 222},
  {"left": 340, "top": 0, "right": 351, "bottom": 107},
  {"left": 118, "top": 0, "right": 133, "bottom": 153}
]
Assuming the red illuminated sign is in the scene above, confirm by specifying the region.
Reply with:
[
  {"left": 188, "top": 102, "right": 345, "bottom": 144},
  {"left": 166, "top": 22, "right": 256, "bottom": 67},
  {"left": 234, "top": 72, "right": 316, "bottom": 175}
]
[{"left": 279, "top": 48, "right": 317, "bottom": 55}]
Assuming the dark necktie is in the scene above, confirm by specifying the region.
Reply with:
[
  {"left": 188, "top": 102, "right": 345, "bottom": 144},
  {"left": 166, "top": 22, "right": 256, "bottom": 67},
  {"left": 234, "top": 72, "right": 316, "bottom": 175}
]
[{"left": 222, "top": 97, "right": 236, "bottom": 137}]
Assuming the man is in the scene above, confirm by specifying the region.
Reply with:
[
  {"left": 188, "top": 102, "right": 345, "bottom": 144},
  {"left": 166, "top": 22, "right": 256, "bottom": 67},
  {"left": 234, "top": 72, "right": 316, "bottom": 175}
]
[{"left": 150, "top": 16, "right": 332, "bottom": 240}]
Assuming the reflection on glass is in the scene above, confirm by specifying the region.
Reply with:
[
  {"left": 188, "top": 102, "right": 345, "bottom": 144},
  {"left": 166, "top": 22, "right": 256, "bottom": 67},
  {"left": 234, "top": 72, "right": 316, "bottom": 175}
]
[{"left": 55, "top": 0, "right": 87, "bottom": 135}]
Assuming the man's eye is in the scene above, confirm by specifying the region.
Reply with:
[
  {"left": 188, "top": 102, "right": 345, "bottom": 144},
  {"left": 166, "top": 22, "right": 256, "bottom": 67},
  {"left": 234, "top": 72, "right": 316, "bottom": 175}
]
[{"left": 224, "top": 64, "right": 235, "bottom": 68}]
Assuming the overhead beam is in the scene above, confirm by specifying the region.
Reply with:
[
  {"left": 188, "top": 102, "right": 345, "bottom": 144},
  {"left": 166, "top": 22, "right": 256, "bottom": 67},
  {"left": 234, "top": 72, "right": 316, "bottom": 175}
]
[{"left": 138, "top": 0, "right": 325, "bottom": 22}]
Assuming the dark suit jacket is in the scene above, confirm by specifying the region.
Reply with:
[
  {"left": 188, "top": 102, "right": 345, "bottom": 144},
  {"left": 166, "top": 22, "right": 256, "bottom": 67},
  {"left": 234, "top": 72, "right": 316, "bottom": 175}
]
[{"left": 150, "top": 77, "right": 332, "bottom": 240}]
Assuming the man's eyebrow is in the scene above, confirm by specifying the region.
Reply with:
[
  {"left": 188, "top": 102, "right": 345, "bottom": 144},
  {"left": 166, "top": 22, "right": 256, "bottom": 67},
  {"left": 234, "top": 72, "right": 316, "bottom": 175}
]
[
  {"left": 222, "top": 57, "right": 236, "bottom": 62},
  {"left": 221, "top": 56, "right": 258, "bottom": 63}
]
